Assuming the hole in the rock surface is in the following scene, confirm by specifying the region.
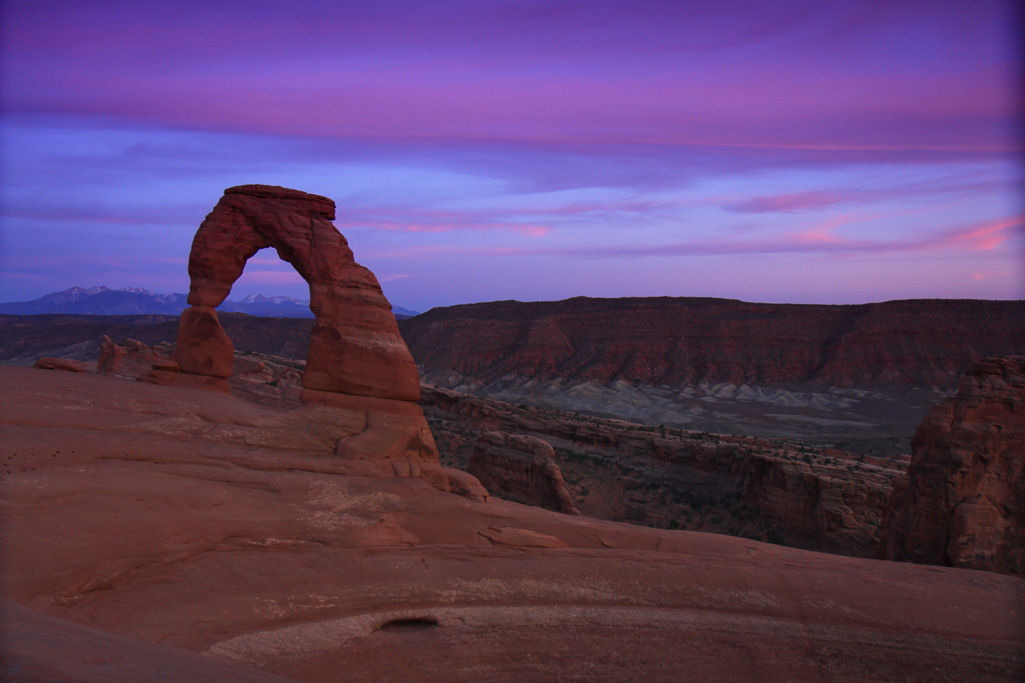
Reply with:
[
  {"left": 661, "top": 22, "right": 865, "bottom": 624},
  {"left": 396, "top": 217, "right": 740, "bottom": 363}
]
[{"left": 377, "top": 617, "right": 440, "bottom": 632}]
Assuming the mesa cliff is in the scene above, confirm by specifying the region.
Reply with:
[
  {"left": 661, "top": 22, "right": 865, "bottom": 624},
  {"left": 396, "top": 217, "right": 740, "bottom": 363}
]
[
  {"left": 400, "top": 297, "right": 1025, "bottom": 389},
  {"left": 400, "top": 297, "right": 1025, "bottom": 439},
  {"left": 881, "top": 356, "right": 1025, "bottom": 577}
]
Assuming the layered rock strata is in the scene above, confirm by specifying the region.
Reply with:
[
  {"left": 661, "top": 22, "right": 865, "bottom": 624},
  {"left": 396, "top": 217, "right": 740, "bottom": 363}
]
[
  {"left": 422, "top": 385, "right": 901, "bottom": 556},
  {"left": 880, "top": 357, "right": 1025, "bottom": 577},
  {"left": 468, "top": 432, "right": 580, "bottom": 515},
  {"left": 400, "top": 297, "right": 1025, "bottom": 391}
]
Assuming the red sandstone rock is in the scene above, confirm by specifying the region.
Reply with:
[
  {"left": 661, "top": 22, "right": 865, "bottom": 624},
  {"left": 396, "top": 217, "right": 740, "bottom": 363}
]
[
  {"left": 33, "top": 357, "right": 86, "bottom": 372},
  {"left": 443, "top": 467, "right": 490, "bottom": 503},
  {"left": 175, "top": 305, "right": 234, "bottom": 378},
  {"left": 1, "top": 366, "right": 1023, "bottom": 681},
  {"left": 98, "top": 336, "right": 172, "bottom": 378},
  {"left": 180, "top": 185, "right": 418, "bottom": 402},
  {"left": 96, "top": 335, "right": 125, "bottom": 374},
  {"left": 478, "top": 526, "right": 570, "bottom": 548},
  {"left": 469, "top": 431, "right": 580, "bottom": 515},
  {"left": 399, "top": 297, "right": 1025, "bottom": 390},
  {"left": 880, "top": 356, "right": 1025, "bottom": 577},
  {"left": 163, "top": 185, "right": 443, "bottom": 485},
  {"left": 424, "top": 386, "right": 897, "bottom": 556}
]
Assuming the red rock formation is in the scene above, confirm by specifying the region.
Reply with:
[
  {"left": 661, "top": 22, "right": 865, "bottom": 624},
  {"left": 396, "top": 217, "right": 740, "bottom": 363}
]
[
  {"left": 178, "top": 184, "right": 418, "bottom": 402},
  {"left": 100, "top": 337, "right": 306, "bottom": 409},
  {"left": 162, "top": 185, "right": 443, "bottom": 485},
  {"left": 2, "top": 366, "right": 1023, "bottom": 681},
  {"left": 468, "top": 431, "right": 580, "bottom": 515},
  {"left": 98, "top": 335, "right": 172, "bottom": 378},
  {"left": 423, "top": 385, "right": 900, "bottom": 556},
  {"left": 32, "top": 357, "right": 86, "bottom": 372},
  {"left": 880, "top": 357, "right": 1025, "bottom": 577},
  {"left": 399, "top": 297, "right": 1025, "bottom": 390}
]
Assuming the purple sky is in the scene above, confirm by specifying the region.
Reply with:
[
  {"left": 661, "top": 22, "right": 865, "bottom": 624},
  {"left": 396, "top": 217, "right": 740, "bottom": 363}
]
[{"left": 2, "top": 0, "right": 1022, "bottom": 312}]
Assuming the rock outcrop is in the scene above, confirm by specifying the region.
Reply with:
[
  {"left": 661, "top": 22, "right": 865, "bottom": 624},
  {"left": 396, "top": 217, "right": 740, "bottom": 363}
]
[
  {"left": 156, "top": 185, "right": 445, "bottom": 486},
  {"left": 100, "top": 337, "right": 306, "bottom": 410},
  {"left": 468, "top": 432, "right": 580, "bottom": 515},
  {"left": 880, "top": 357, "right": 1025, "bottom": 577},
  {"left": 175, "top": 184, "right": 418, "bottom": 402},
  {"left": 98, "top": 335, "right": 172, "bottom": 378},
  {"left": 32, "top": 357, "right": 86, "bottom": 372}
]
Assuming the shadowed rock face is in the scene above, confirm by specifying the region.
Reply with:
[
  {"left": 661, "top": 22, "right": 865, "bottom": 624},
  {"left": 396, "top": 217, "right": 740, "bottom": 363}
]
[
  {"left": 176, "top": 184, "right": 419, "bottom": 402},
  {"left": 881, "top": 357, "right": 1025, "bottom": 577},
  {"left": 468, "top": 431, "right": 580, "bottom": 515}
]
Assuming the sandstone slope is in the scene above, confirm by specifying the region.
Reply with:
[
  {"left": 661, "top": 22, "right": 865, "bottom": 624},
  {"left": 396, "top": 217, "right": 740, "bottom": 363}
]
[{"left": 3, "top": 367, "right": 1023, "bottom": 681}]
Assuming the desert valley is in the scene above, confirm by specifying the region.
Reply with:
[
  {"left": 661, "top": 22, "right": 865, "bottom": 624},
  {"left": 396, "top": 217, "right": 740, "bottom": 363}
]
[{"left": 1, "top": 185, "right": 1023, "bottom": 680}]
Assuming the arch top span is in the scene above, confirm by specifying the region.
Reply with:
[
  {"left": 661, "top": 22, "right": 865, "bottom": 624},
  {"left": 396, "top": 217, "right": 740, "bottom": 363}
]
[{"left": 174, "top": 184, "right": 421, "bottom": 403}]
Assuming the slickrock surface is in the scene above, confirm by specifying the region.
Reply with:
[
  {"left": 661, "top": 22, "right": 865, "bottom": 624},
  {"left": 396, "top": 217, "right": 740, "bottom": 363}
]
[
  {"left": 423, "top": 385, "right": 902, "bottom": 557},
  {"left": 468, "top": 432, "right": 580, "bottom": 515},
  {"left": 2, "top": 366, "right": 1023, "bottom": 681},
  {"left": 881, "top": 357, "right": 1025, "bottom": 577},
  {"left": 178, "top": 185, "right": 417, "bottom": 402}
]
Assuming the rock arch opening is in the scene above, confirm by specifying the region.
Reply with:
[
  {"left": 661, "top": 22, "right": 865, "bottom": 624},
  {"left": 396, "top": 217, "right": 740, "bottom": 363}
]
[{"left": 173, "top": 184, "right": 420, "bottom": 402}]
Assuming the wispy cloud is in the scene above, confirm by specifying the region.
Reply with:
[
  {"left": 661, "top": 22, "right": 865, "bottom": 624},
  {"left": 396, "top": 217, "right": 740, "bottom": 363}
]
[
  {"left": 452, "top": 213, "right": 1025, "bottom": 260},
  {"left": 723, "top": 191, "right": 848, "bottom": 213},
  {"left": 943, "top": 215, "right": 1024, "bottom": 251}
]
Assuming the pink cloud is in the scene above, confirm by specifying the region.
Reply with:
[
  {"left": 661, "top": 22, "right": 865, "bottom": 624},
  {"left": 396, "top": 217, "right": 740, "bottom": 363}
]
[
  {"left": 441, "top": 212, "right": 1025, "bottom": 260},
  {"left": 4, "top": 2, "right": 1017, "bottom": 155},
  {"left": 790, "top": 215, "right": 856, "bottom": 245},
  {"left": 943, "top": 215, "right": 1024, "bottom": 251},
  {"left": 338, "top": 218, "right": 552, "bottom": 237},
  {"left": 724, "top": 191, "right": 848, "bottom": 213}
]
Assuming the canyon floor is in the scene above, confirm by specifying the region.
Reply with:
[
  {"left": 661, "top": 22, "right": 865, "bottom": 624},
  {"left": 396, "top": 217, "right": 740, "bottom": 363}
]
[{"left": 2, "top": 366, "right": 1024, "bottom": 681}]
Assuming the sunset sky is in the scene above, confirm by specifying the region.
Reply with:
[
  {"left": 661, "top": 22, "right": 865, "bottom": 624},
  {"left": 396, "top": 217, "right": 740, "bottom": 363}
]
[{"left": 1, "top": 0, "right": 1022, "bottom": 312}]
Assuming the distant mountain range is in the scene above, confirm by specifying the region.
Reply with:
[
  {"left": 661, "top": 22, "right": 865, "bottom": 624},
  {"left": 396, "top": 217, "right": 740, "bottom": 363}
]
[{"left": 0, "top": 286, "right": 419, "bottom": 319}]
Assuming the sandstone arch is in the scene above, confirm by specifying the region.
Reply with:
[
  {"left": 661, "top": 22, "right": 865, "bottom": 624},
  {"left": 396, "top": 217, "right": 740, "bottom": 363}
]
[{"left": 175, "top": 184, "right": 419, "bottom": 402}]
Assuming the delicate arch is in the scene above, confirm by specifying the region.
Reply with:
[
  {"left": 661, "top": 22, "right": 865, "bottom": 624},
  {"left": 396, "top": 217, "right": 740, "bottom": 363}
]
[{"left": 174, "top": 185, "right": 420, "bottom": 402}]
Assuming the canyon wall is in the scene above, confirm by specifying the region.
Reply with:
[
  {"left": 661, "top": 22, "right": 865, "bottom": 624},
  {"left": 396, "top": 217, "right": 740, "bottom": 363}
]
[
  {"left": 422, "top": 385, "right": 902, "bottom": 557},
  {"left": 468, "top": 432, "right": 580, "bottom": 515},
  {"left": 401, "top": 297, "right": 1025, "bottom": 390},
  {"left": 880, "top": 357, "right": 1025, "bottom": 577}
]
